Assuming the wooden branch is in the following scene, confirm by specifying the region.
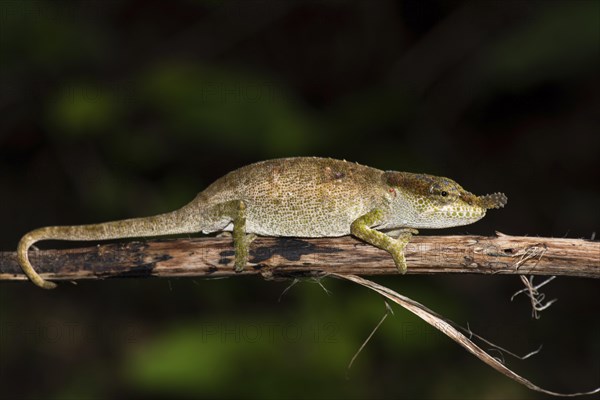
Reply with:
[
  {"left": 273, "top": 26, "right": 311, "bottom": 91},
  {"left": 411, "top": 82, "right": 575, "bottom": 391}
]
[{"left": 0, "top": 234, "right": 598, "bottom": 283}]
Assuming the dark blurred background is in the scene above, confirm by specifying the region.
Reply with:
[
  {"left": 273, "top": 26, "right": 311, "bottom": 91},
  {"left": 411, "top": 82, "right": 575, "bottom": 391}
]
[{"left": 0, "top": 1, "right": 598, "bottom": 399}]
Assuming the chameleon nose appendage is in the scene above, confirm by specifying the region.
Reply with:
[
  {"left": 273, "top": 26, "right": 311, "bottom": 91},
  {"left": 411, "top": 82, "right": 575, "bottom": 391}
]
[{"left": 478, "top": 192, "right": 507, "bottom": 209}]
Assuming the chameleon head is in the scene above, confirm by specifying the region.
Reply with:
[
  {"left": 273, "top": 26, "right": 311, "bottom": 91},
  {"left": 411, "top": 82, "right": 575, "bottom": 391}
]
[{"left": 384, "top": 172, "right": 507, "bottom": 229}]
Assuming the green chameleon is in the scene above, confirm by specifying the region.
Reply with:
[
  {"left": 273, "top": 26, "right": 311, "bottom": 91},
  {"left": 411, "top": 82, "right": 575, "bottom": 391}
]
[{"left": 18, "top": 157, "right": 507, "bottom": 289}]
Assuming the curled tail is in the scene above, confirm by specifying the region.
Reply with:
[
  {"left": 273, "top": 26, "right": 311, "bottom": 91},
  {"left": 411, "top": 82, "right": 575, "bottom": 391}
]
[
  {"left": 18, "top": 205, "right": 200, "bottom": 289},
  {"left": 18, "top": 229, "right": 59, "bottom": 289}
]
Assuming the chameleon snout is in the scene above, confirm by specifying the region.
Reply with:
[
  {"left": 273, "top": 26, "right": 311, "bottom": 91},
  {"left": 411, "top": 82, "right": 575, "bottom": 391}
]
[{"left": 478, "top": 192, "right": 507, "bottom": 209}]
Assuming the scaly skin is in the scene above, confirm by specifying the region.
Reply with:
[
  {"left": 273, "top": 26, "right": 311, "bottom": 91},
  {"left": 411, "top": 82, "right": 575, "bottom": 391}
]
[{"left": 17, "top": 157, "right": 507, "bottom": 289}]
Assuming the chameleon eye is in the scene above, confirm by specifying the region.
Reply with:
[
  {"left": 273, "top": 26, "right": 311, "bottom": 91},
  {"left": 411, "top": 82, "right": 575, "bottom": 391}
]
[{"left": 441, "top": 191, "right": 448, "bottom": 197}]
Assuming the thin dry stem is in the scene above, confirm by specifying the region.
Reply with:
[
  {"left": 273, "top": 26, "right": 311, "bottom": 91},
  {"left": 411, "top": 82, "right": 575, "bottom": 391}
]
[{"left": 332, "top": 273, "right": 600, "bottom": 397}]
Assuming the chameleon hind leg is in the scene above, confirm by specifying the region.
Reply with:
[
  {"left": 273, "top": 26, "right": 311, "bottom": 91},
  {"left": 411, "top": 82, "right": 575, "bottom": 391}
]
[
  {"left": 212, "top": 200, "right": 256, "bottom": 271},
  {"left": 351, "top": 209, "right": 417, "bottom": 274}
]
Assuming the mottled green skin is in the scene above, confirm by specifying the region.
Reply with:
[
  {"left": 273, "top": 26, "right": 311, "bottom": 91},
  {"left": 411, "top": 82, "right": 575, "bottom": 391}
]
[
  {"left": 17, "top": 157, "right": 507, "bottom": 289},
  {"left": 197, "top": 158, "right": 387, "bottom": 236}
]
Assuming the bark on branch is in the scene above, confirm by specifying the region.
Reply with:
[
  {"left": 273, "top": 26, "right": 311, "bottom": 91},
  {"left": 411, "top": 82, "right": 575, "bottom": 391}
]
[{"left": 0, "top": 233, "right": 598, "bottom": 283}]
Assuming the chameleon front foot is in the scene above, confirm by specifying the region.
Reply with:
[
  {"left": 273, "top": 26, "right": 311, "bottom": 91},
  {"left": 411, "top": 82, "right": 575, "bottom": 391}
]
[
  {"left": 390, "top": 252, "right": 408, "bottom": 274},
  {"left": 389, "top": 228, "right": 418, "bottom": 274},
  {"left": 351, "top": 210, "right": 418, "bottom": 275}
]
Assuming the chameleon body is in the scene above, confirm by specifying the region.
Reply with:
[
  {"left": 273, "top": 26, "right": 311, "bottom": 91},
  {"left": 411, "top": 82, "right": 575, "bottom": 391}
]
[{"left": 18, "top": 157, "right": 507, "bottom": 289}]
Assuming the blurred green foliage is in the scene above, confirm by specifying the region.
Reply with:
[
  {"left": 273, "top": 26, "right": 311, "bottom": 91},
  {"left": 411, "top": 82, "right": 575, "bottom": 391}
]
[
  {"left": 140, "top": 62, "right": 321, "bottom": 153},
  {"left": 49, "top": 82, "right": 122, "bottom": 135},
  {"left": 483, "top": 1, "right": 599, "bottom": 87}
]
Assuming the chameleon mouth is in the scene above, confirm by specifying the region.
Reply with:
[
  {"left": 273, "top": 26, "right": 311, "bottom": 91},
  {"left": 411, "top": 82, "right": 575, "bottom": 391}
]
[{"left": 478, "top": 192, "right": 508, "bottom": 209}]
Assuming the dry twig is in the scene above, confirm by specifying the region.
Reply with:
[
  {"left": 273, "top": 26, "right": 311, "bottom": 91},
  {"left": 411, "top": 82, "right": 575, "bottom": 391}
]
[{"left": 0, "top": 234, "right": 598, "bottom": 282}]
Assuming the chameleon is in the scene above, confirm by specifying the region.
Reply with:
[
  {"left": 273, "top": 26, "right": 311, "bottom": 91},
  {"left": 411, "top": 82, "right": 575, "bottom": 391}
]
[{"left": 17, "top": 157, "right": 507, "bottom": 289}]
